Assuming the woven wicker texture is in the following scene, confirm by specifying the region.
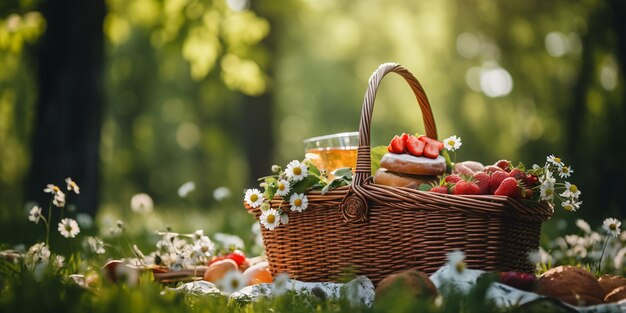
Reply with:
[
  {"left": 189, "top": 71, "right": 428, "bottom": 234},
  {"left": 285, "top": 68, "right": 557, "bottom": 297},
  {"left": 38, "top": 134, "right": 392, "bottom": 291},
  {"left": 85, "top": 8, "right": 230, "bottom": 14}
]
[{"left": 246, "top": 63, "right": 553, "bottom": 286}]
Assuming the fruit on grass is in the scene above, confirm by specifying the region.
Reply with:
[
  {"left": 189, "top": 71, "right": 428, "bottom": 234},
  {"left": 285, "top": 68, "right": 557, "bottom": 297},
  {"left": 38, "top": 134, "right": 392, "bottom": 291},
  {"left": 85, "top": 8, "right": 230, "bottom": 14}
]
[
  {"left": 499, "top": 271, "right": 536, "bottom": 292},
  {"left": 536, "top": 266, "right": 604, "bottom": 306},
  {"left": 423, "top": 143, "right": 440, "bottom": 159},
  {"left": 444, "top": 174, "right": 462, "bottom": 184},
  {"left": 453, "top": 180, "right": 481, "bottom": 195},
  {"left": 242, "top": 261, "right": 273, "bottom": 285},
  {"left": 472, "top": 172, "right": 490, "bottom": 195},
  {"left": 494, "top": 177, "right": 522, "bottom": 198},
  {"left": 203, "top": 259, "right": 238, "bottom": 283},
  {"left": 488, "top": 171, "right": 509, "bottom": 194},
  {"left": 429, "top": 185, "right": 449, "bottom": 194},
  {"left": 375, "top": 268, "right": 438, "bottom": 300},
  {"left": 406, "top": 136, "right": 426, "bottom": 157},
  {"left": 495, "top": 159, "right": 512, "bottom": 171},
  {"left": 387, "top": 135, "right": 406, "bottom": 154}
]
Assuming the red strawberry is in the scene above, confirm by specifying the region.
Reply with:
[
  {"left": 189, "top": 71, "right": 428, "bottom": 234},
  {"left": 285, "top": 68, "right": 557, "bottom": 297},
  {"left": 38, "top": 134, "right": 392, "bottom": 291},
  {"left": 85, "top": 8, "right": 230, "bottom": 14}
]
[
  {"left": 406, "top": 135, "right": 426, "bottom": 157},
  {"left": 453, "top": 180, "right": 481, "bottom": 195},
  {"left": 417, "top": 135, "right": 444, "bottom": 151},
  {"left": 488, "top": 171, "right": 509, "bottom": 194},
  {"left": 226, "top": 250, "right": 247, "bottom": 267},
  {"left": 494, "top": 177, "right": 522, "bottom": 198},
  {"left": 444, "top": 174, "right": 462, "bottom": 184},
  {"left": 525, "top": 174, "right": 539, "bottom": 187},
  {"left": 472, "top": 172, "right": 490, "bottom": 195},
  {"left": 429, "top": 185, "right": 449, "bottom": 194},
  {"left": 484, "top": 165, "right": 505, "bottom": 174},
  {"left": 423, "top": 143, "right": 440, "bottom": 159},
  {"left": 387, "top": 135, "right": 406, "bottom": 154},
  {"left": 207, "top": 255, "right": 227, "bottom": 266},
  {"left": 495, "top": 160, "right": 512, "bottom": 172},
  {"left": 400, "top": 133, "right": 410, "bottom": 144},
  {"left": 508, "top": 168, "right": 527, "bottom": 182},
  {"left": 499, "top": 271, "right": 536, "bottom": 292}
]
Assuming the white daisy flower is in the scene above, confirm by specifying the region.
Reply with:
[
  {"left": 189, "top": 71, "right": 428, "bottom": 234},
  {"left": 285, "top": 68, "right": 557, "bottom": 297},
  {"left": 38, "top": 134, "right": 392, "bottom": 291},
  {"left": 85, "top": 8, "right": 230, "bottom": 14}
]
[
  {"left": 575, "top": 219, "right": 591, "bottom": 234},
  {"left": 52, "top": 255, "right": 65, "bottom": 269},
  {"left": 194, "top": 236, "right": 215, "bottom": 256},
  {"left": 214, "top": 233, "right": 244, "bottom": 252},
  {"left": 560, "top": 182, "right": 581, "bottom": 199},
  {"left": 539, "top": 169, "right": 556, "bottom": 185},
  {"left": 28, "top": 205, "right": 43, "bottom": 224},
  {"left": 285, "top": 160, "right": 308, "bottom": 182},
  {"left": 177, "top": 181, "right": 196, "bottom": 198},
  {"left": 443, "top": 135, "right": 462, "bottom": 151},
  {"left": 213, "top": 186, "right": 231, "bottom": 201},
  {"left": 44, "top": 184, "right": 61, "bottom": 194},
  {"left": 557, "top": 165, "right": 573, "bottom": 178},
  {"left": 280, "top": 213, "right": 289, "bottom": 225},
  {"left": 24, "top": 242, "right": 51, "bottom": 269},
  {"left": 547, "top": 155, "right": 564, "bottom": 166},
  {"left": 86, "top": 236, "right": 106, "bottom": 254},
  {"left": 539, "top": 182, "right": 555, "bottom": 201},
  {"left": 65, "top": 177, "right": 80, "bottom": 194},
  {"left": 260, "top": 208, "right": 280, "bottom": 230},
  {"left": 272, "top": 273, "right": 291, "bottom": 296},
  {"left": 244, "top": 188, "right": 264, "bottom": 208},
  {"left": 562, "top": 200, "right": 582, "bottom": 212},
  {"left": 217, "top": 270, "right": 247, "bottom": 294},
  {"left": 58, "top": 218, "right": 80, "bottom": 238},
  {"left": 289, "top": 193, "right": 308, "bottom": 212},
  {"left": 446, "top": 250, "right": 468, "bottom": 280},
  {"left": 603, "top": 218, "right": 622, "bottom": 237},
  {"left": 130, "top": 193, "right": 154, "bottom": 213},
  {"left": 275, "top": 179, "right": 291, "bottom": 197},
  {"left": 53, "top": 191, "right": 66, "bottom": 207}
]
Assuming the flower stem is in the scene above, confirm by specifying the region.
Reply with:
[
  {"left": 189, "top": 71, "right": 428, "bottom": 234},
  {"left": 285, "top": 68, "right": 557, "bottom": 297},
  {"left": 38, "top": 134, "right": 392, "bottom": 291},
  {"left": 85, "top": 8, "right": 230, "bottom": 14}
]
[
  {"left": 46, "top": 202, "right": 52, "bottom": 246},
  {"left": 597, "top": 235, "right": 611, "bottom": 272}
]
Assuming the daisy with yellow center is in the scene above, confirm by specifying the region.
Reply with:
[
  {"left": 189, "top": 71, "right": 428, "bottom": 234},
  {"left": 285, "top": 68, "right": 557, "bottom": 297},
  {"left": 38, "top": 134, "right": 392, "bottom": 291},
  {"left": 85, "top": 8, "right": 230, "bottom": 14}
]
[
  {"left": 65, "top": 177, "right": 80, "bottom": 194},
  {"left": 540, "top": 182, "right": 555, "bottom": 201},
  {"left": 558, "top": 165, "right": 573, "bottom": 178},
  {"left": 275, "top": 179, "right": 291, "bottom": 197},
  {"left": 560, "top": 182, "right": 581, "bottom": 199},
  {"left": 217, "top": 270, "right": 247, "bottom": 294},
  {"left": 285, "top": 160, "right": 308, "bottom": 182},
  {"left": 442, "top": 135, "right": 462, "bottom": 151},
  {"left": 547, "top": 155, "right": 564, "bottom": 166},
  {"left": 603, "top": 218, "right": 622, "bottom": 237},
  {"left": 260, "top": 208, "right": 280, "bottom": 230},
  {"left": 289, "top": 193, "right": 308, "bottom": 212},
  {"left": 58, "top": 218, "right": 80, "bottom": 238},
  {"left": 44, "top": 184, "right": 61, "bottom": 194},
  {"left": 244, "top": 188, "right": 264, "bottom": 208},
  {"left": 562, "top": 200, "right": 582, "bottom": 212}
]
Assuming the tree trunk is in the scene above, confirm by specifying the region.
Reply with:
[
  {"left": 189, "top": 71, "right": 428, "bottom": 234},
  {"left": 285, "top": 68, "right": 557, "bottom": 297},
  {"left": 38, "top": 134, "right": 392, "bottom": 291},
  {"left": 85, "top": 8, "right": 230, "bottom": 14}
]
[{"left": 26, "top": 0, "right": 106, "bottom": 216}]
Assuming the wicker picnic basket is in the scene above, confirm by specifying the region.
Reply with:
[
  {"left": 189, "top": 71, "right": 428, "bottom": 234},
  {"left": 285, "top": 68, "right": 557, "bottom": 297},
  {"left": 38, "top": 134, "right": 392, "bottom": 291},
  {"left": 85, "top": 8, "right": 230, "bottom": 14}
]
[{"left": 246, "top": 62, "right": 553, "bottom": 286}]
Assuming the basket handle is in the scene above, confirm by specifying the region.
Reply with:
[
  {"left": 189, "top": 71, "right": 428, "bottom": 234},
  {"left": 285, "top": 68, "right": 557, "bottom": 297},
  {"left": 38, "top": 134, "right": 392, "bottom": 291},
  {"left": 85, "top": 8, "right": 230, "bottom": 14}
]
[
  {"left": 353, "top": 63, "right": 438, "bottom": 186},
  {"left": 340, "top": 63, "right": 438, "bottom": 224}
]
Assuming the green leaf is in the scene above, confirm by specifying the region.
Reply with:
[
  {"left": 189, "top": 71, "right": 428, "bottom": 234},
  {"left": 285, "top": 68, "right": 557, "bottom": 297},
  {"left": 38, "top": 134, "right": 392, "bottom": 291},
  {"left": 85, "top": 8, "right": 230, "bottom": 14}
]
[
  {"left": 418, "top": 183, "right": 432, "bottom": 191},
  {"left": 321, "top": 177, "right": 350, "bottom": 195},
  {"left": 303, "top": 159, "right": 321, "bottom": 176},
  {"left": 291, "top": 175, "right": 321, "bottom": 194},
  {"left": 332, "top": 167, "right": 353, "bottom": 179},
  {"left": 370, "top": 145, "right": 388, "bottom": 176}
]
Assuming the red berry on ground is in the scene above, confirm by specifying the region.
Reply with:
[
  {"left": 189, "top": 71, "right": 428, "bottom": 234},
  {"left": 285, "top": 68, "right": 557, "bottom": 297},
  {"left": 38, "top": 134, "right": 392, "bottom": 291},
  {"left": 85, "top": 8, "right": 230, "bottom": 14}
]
[
  {"left": 453, "top": 180, "right": 481, "bottom": 195},
  {"left": 499, "top": 271, "right": 536, "bottom": 292},
  {"left": 494, "top": 177, "right": 522, "bottom": 198},
  {"left": 488, "top": 171, "right": 509, "bottom": 194}
]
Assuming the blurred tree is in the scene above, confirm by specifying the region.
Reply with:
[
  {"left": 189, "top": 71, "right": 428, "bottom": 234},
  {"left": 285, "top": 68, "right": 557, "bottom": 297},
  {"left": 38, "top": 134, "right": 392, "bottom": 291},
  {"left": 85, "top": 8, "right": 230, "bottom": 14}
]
[{"left": 26, "top": 0, "right": 106, "bottom": 216}]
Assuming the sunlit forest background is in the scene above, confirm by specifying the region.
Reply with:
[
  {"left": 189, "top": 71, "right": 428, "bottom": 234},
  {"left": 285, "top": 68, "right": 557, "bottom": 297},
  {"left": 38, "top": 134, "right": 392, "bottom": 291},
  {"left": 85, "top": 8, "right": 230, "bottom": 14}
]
[{"left": 0, "top": 0, "right": 624, "bottom": 246}]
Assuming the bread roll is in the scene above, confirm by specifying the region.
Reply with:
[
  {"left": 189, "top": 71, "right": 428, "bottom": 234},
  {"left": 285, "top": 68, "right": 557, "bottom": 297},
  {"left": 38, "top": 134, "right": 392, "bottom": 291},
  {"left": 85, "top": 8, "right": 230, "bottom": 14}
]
[
  {"left": 373, "top": 168, "right": 437, "bottom": 188},
  {"left": 605, "top": 286, "right": 626, "bottom": 303},
  {"left": 535, "top": 266, "right": 603, "bottom": 306},
  {"left": 375, "top": 268, "right": 438, "bottom": 299},
  {"left": 598, "top": 274, "right": 626, "bottom": 297},
  {"left": 380, "top": 153, "right": 446, "bottom": 176}
]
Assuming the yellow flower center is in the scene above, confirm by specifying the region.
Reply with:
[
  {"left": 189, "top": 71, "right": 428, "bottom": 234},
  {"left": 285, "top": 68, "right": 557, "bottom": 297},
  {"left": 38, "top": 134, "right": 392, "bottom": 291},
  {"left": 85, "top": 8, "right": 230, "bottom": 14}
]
[
  {"left": 53, "top": 186, "right": 60, "bottom": 192},
  {"left": 231, "top": 278, "right": 240, "bottom": 289},
  {"left": 293, "top": 167, "right": 302, "bottom": 175},
  {"left": 610, "top": 224, "right": 617, "bottom": 231},
  {"left": 65, "top": 225, "right": 72, "bottom": 232},
  {"left": 267, "top": 214, "right": 275, "bottom": 224},
  {"left": 546, "top": 188, "right": 553, "bottom": 196},
  {"left": 294, "top": 199, "right": 302, "bottom": 206},
  {"left": 448, "top": 140, "right": 455, "bottom": 146},
  {"left": 554, "top": 157, "right": 561, "bottom": 163},
  {"left": 455, "top": 262, "right": 466, "bottom": 273},
  {"left": 561, "top": 167, "right": 569, "bottom": 173},
  {"left": 250, "top": 194, "right": 258, "bottom": 202},
  {"left": 278, "top": 183, "right": 285, "bottom": 191},
  {"left": 569, "top": 185, "right": 578, "bottom": 193},
  {"left": 564, "top": 204, "right": 573, "bottom": 211}
]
